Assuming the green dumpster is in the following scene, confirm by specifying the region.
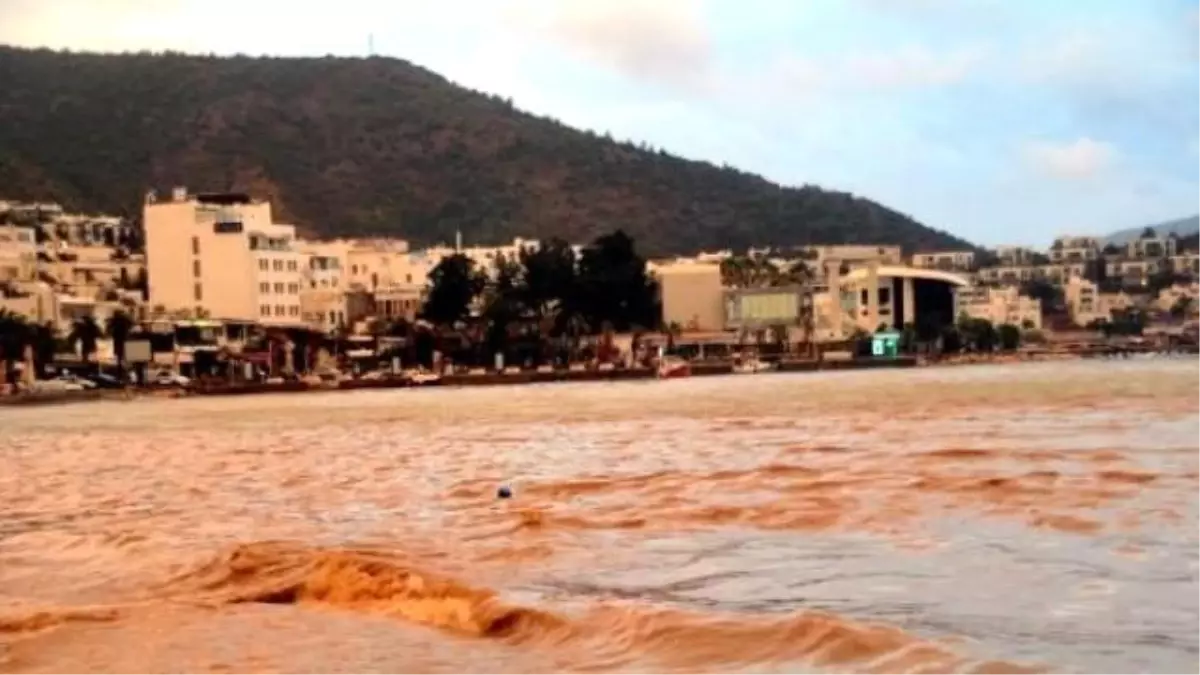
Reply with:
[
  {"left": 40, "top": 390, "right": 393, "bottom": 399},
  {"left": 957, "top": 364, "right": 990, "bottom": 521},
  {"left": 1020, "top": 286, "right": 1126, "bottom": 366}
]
[{"left": 871, "top": 330, "right": 901, "bottom": 358}]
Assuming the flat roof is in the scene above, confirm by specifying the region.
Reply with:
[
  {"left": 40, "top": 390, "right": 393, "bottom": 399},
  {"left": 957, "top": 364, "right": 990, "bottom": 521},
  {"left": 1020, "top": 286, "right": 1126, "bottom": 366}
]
[{"left": 838, "top": 265, "right": 970, "bottom": 287}]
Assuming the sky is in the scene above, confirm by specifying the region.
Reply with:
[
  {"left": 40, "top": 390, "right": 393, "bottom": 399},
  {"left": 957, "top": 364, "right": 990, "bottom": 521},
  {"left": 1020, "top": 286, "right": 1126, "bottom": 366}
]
[{"left": 0, "top": 0, "right": 1197, "bottom": 247}]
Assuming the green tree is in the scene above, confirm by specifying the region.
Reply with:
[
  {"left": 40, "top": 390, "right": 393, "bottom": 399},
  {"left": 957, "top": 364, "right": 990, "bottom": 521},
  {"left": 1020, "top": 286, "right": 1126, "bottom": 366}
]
[
  {"left": 518, "top": 238, "right": 578, "bottom": 326},
  {"left": 480, "top": 253, "right": 523, "bottom": 361},
  {"left": 31, "top": 321, "right": 55, "bottom": 378},
  {"left": 0, "top": 309, "right": 31, "bottom": 384},
  {"left": 957, "top": 316, "right": 997, "bottom": 352},
  {"left": 106, "top": 309, "right": 135, "bottom": 372},
  {"left": 420, "top": 254, "right": 485, "bottom": 326},
  {"left": 575, "top": 230, "right": 659, "bottom": 332},
  {"left": 997, "top": 323, "right": 1021, "bottom": 351},
  {"left": 69, "top": 315, "right": 102, "bottom": 363},
  {"left": 1019, "top": 279, "right": 1062, "bottom": 314}
]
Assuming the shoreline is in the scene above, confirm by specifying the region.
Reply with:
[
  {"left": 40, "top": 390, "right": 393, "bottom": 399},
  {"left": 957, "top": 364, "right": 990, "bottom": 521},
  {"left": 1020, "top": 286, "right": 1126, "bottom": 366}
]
[{"left": 1, "top": 347, "right": 1194, "bottom": 408}]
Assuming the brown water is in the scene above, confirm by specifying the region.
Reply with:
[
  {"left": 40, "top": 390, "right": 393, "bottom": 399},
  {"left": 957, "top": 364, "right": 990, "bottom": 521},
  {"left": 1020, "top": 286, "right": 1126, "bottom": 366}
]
[{"left": 0, "top": 359, "right": 1196, "bottom": 674}]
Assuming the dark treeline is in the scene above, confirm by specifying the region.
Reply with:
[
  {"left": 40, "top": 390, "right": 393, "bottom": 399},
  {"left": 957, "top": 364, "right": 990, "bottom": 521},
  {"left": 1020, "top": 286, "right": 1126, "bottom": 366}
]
[
  {"left": 0, "top": 310, "right": 133, "bottom": 383},
  {"left": 376, "top": 229, "right": 660, "bottom": 369}
]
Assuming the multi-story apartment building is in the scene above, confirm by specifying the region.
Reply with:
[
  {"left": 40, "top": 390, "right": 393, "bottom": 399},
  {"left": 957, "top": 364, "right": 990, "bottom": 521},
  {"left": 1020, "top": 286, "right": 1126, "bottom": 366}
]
[
  {"left": 0, "top": 225, "right": 37, "bottom": 282},
  {"left": 976, "top": 262, "right": 1088, "bottom": 286},
  {"left": 1063, "top": 276, "right": 1134, "bottom": 326},
  {"left": 1049, "top": 236, "right": 1101, "bottom": 264},
  {"left": 993, "top": 245, "right": 1038, "bottom": 267},
  {"left": 954, "top": 285, "right": 1043, "bottom": 329},
  {"left": 1105, "top": 258, "right": 1164, "bottom": 288},
  {"left": 911, "top": 250, "right": 976, "bottom": 272},
  {"left": 802, "top": 244, "right": 903, "bottom": 268},
  {"left": 144, "top": 187, "right": 304, "bottom": 326},
  {"left": 1125, "top": 232, "right": 1176, "bottom": 260},
  {"left": 1064, "top": 276, "right": 1101, "bottom": 325},
  {"left": 1169, "top": 252, "right": 1200, "bottom": 277}
]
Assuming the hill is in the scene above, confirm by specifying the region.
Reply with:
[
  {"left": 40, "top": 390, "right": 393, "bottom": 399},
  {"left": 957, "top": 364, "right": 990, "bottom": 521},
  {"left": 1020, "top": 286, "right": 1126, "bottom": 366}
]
[
  {"left": 0, "top": 45, "right": 973, "bottom": 256},
  {"left": 1103, "top": 215, "right": 1199, "bottom": 246}
]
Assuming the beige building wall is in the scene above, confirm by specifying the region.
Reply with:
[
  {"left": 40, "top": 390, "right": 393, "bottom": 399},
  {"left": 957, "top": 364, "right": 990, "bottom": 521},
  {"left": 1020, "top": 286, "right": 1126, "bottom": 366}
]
[
  {"left": 300, "top": 288, "right": 374, "bottom": 332},
  {"left": 1156, "top": 282, "right": 1199, "bottom": 314},
  {"left": 1064, "top": 276, "right": 1103, "bottom": 325},
  {"left": 144, "top": 189, "right": 303, "bottom": 325},
  {"left": 0, "top": 225, "right": 37, "bottom": 282},
  {"left": 0, "top": 283, "right": 58, "bottom": 325},
  {"left": 912, "top": 250, "right": 976, "bottom": 271},
  {"left": 657, "top": 263, "right": 724, "bottom": 332},
  {"left": 955, "top": 285, "right": 1043, "bottom": 329}
]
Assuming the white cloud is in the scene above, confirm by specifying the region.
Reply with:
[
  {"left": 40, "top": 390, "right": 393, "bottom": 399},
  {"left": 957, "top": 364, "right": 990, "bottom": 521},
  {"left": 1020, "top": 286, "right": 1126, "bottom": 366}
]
[
  {"left": 500, "top": 0, "right": 714, "bottom": 92},
  {"left": 1021, "top": 137, "right": 1117, "bottom": 180},
  {"left": 762, "top": 44, "right": 986, "bottom": 102}
]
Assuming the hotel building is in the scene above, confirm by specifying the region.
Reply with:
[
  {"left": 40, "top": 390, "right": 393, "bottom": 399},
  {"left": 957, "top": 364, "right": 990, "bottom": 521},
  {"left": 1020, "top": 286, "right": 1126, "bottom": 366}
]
[{"left": 143, "top": 187, "right": 305, "bottom": 325}]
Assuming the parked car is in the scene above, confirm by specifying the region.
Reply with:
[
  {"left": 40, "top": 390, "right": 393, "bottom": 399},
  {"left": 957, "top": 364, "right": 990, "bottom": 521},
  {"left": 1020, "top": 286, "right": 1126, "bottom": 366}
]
[
  {"left": 29, "top": 379, "right": 86, "bottom": 393},
  {"left": 55, "top": 372, "right": 97, "bottom": 389},
  {"left": 152, "top": 371, "right": 191, "bottom": 387},
  {"left": 92, "top": 373, "right": 124, "bottom": 388}
]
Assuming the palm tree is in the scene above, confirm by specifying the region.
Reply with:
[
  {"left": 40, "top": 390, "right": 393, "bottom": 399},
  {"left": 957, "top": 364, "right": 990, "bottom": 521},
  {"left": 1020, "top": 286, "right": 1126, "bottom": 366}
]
[
  {"left": 780, "top": 259, "right": 815, "bottom": 357},
  {"left": 32, "top": 322, "right": 56, "bottom": 378},
  {"left": 0, "top": 309, "right": 31, "bottom": 386},
  {"left": 106, "top": 310, "right": 135, "bottom": 373},
  {"left": 69, "top": 315, "right": 102, "bottom": 365}
]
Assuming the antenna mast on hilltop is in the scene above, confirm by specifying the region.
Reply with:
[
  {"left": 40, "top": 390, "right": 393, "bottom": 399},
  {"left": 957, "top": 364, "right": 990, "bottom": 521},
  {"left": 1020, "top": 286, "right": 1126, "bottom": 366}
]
[{"left": 367, "top": 33, "right": 375, "bottom": 57}]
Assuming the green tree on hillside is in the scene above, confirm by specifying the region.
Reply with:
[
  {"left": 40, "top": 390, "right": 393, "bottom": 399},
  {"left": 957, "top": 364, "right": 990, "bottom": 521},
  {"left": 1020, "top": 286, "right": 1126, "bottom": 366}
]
[{"left": 0, "top": 46, "right": 977, "bottom": 256}]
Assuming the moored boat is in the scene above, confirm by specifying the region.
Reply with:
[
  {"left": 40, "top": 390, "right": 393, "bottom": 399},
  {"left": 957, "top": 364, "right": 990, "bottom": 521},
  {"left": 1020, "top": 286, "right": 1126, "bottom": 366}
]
[{"left": 657, "top": 356, "right": 691, "bottom": 379}]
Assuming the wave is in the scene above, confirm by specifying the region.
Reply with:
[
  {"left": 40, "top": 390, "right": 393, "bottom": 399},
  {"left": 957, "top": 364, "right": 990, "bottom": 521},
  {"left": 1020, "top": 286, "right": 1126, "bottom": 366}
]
[{"left": 144, "top": 541, "right": 1036, "bottom": 674}]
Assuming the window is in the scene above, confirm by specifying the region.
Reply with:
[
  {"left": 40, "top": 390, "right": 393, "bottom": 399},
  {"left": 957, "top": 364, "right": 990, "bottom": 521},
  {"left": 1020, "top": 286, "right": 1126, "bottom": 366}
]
[
  {"left": 878, "top": 287, "right": 891, "bottom": 305},
  {"left": 274, "top": 304, "right": 285, "bottom": 316},
  {"left": 287, "top": 283, "right": 299, "bottom": 294},
  {"left": 273, "top": 260, "right": 283, "bottom": 272},
  {"left": 193, "top": 259, "right": 201, "bottom": 277},
  {"left": 289, "top": 305, "right": 299, "bottom": 316},
  {"left": 286, "top": 260, "right": 298, "bottom": 272},
  {"left": 193, "top": 283, "right": 202, "bottom": 301},
  {"left": 260, "top": 305, "right": 271, "bottom": 316},
  {"left": 405, "top": 273, "right": 412, "bottom": 283},
  {"left": 274, "top": 282, "right": 284, "bottom": 293},
  {"left": 351, "top": 264, "right": 359, "bottom": 274},
  {"left": 191, "top": 236, "right": 200, "bottom": 255},
  {"left": 260, "top": 282, "right": 270, "bottom": 293},
  {"left": 258, "top": 259, "right": 269, "bottom": 271},
  {"left": 860, "top": 289, "right": 868, "bottom": 305}
]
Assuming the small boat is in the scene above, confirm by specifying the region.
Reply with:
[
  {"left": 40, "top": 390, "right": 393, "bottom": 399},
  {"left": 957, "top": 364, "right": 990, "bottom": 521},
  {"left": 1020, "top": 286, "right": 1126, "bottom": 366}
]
[
  {"left": 732, "top": 358, "right": 775, "bottom": 375},
  {"left": 407, "top": 370, "right": 442, "bottom": 386},
  {"left": 657, "top": 355, "right": 691, "bottom": 379}
]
